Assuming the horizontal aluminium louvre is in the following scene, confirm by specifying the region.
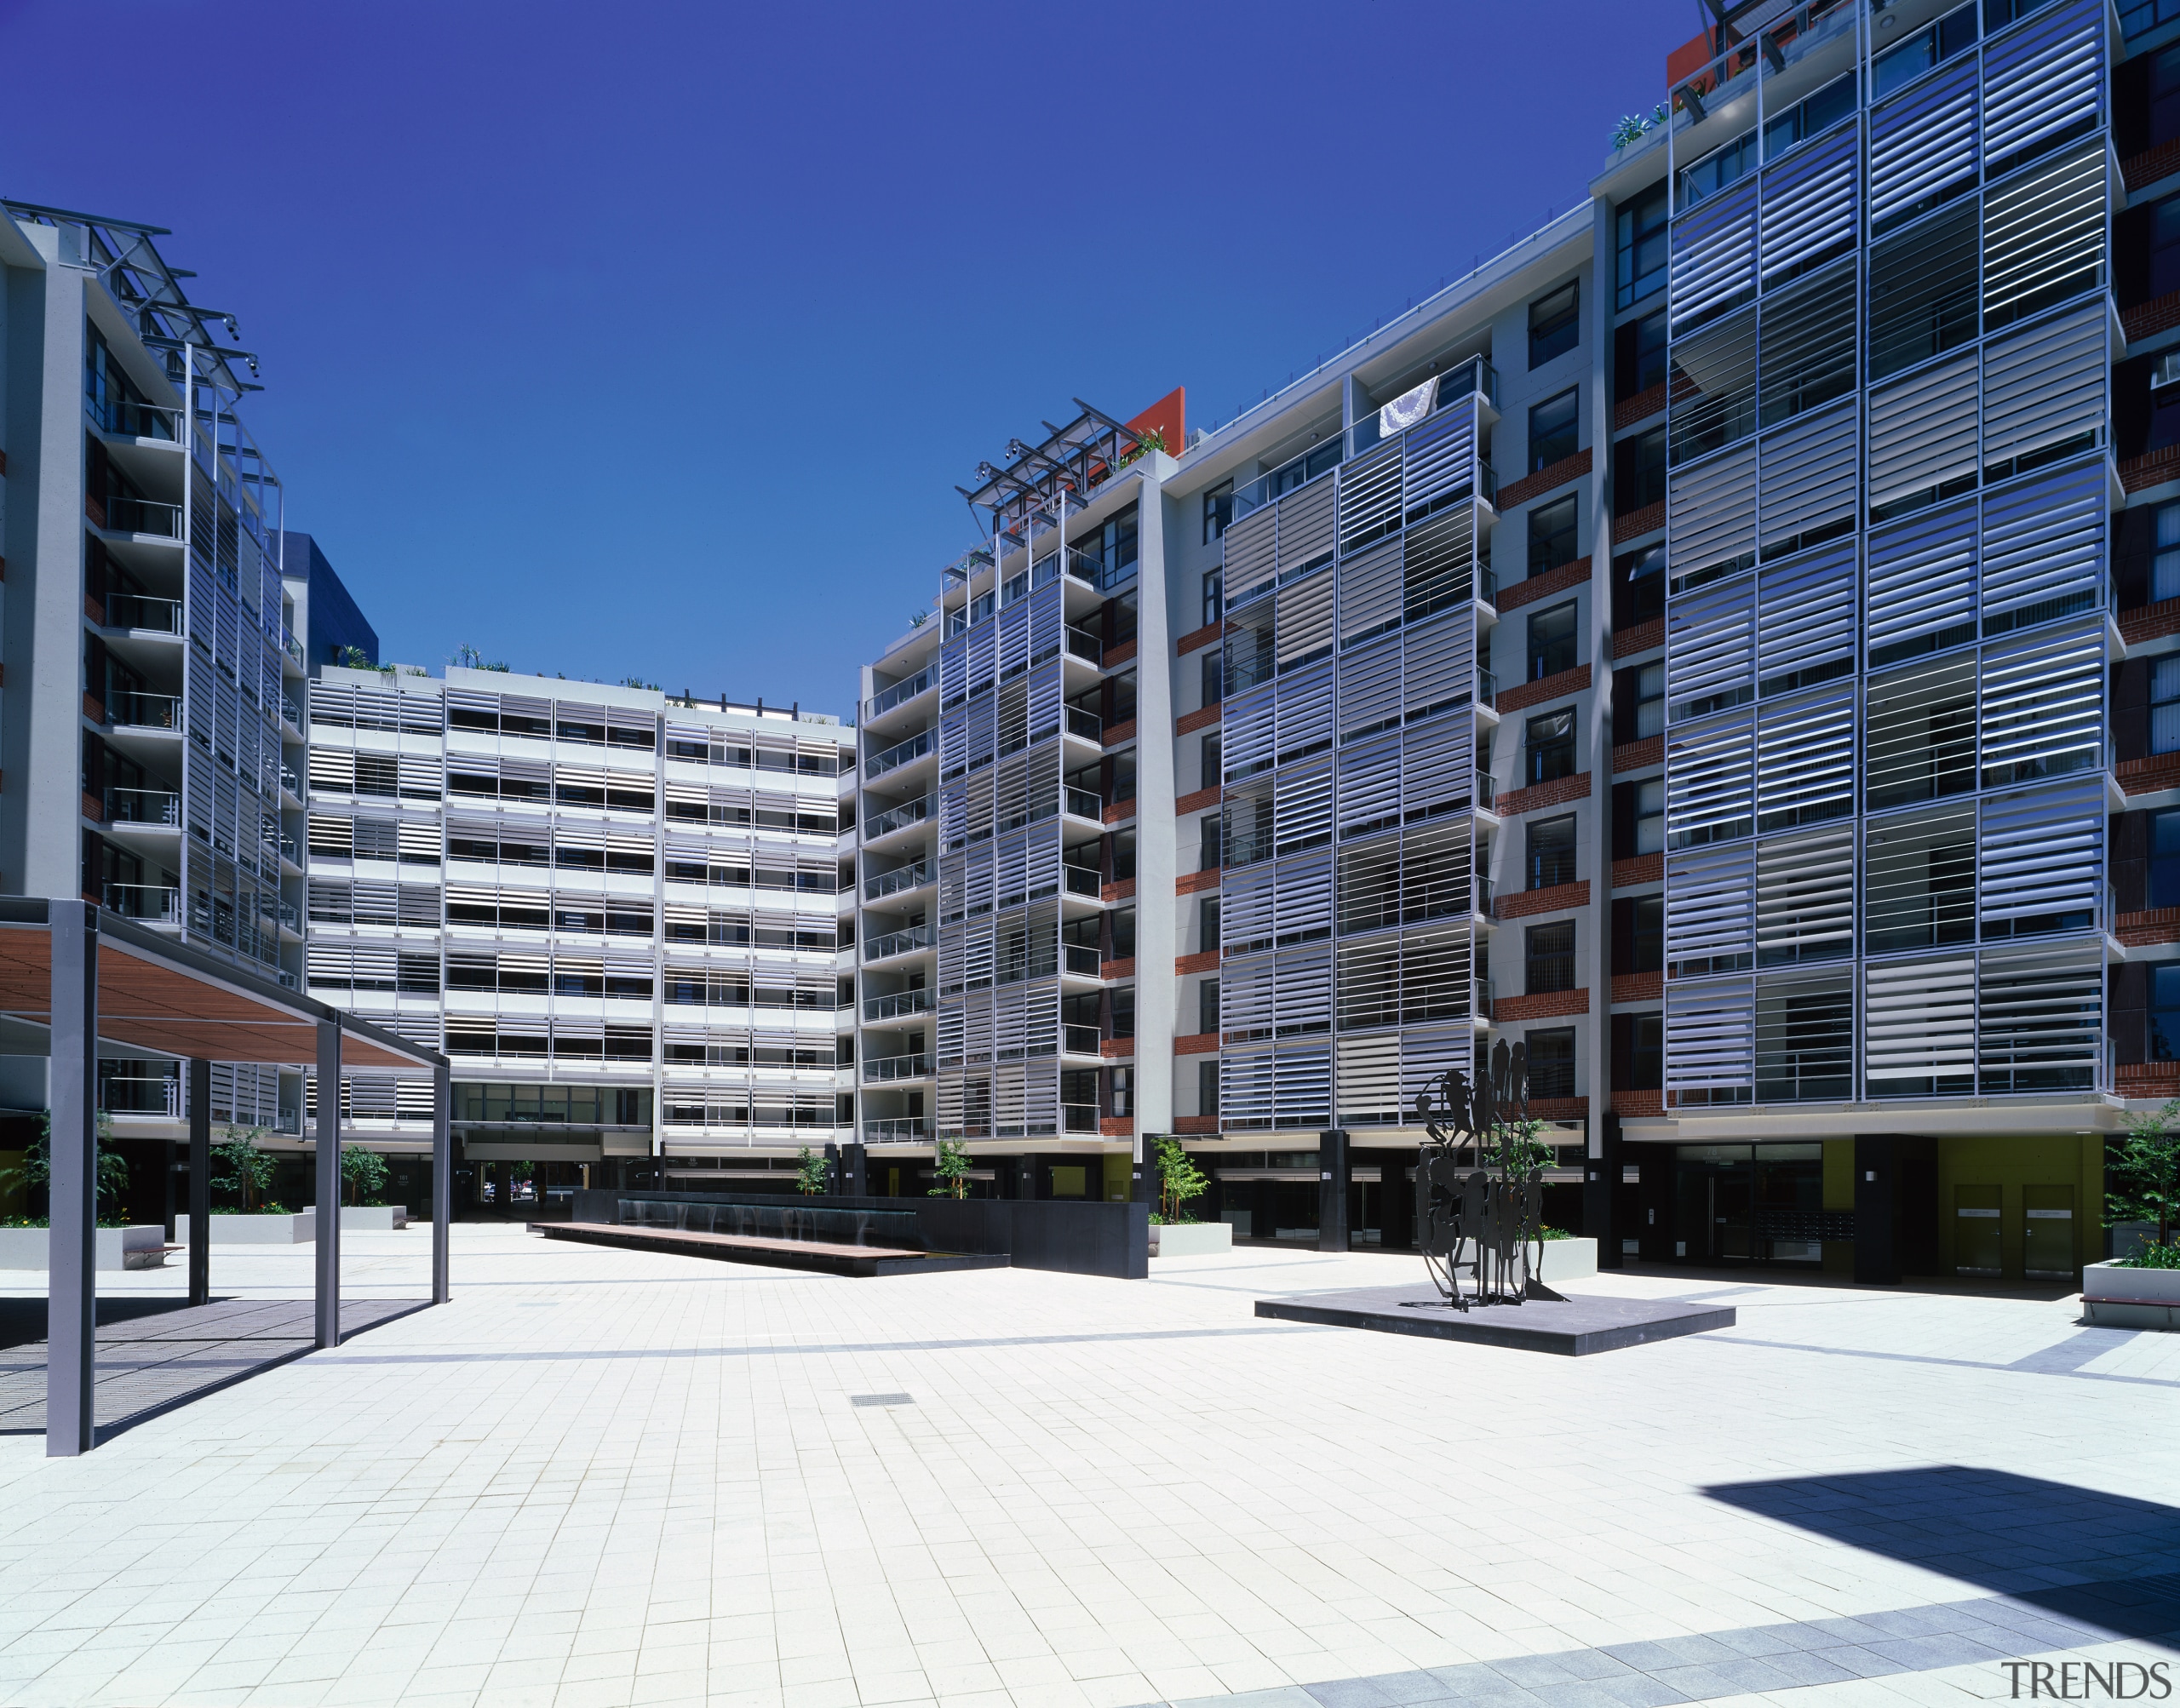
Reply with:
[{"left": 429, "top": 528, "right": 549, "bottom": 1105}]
[
  {"left": 1867, "top": 502, "right": 1976, "bottom": 662},
  {"left": 1868, "top": 58, "right": 1978, "bottom": 228},
  {"left": 1979, "top": 463, "right": 2103, "bottom": 628},
  {"left": 1980, "top": 0, "right": 2102, "bottom": 172},
  {"left": 1670, "top": 179, "right": 1757, "bottom": 330},
  {"left": 1982, "top": 301, "right": 2105, "bottom": 473},
  {"left": 1867, "top": 352, "right": 1977, "bottom": 518},
  {"left": 1758, "top": 129, "right": 1856, "bottom": 285}
]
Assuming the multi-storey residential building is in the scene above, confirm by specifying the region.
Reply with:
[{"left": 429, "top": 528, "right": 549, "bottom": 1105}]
[
  {"left": 854, "top": 0, "right": 2180, "bottom": 1284},
  {"left": 0, "top": 201, "right": 313, "bottom": 1192},
  {"left": 302, "top": 665, "right": 854, "bottom": 1210}
]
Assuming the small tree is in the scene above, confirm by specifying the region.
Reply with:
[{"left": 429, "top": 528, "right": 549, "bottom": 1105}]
[
  {"left": 341, "top": 1145, "right": 389, "bottom": 1207},
  {"left": 2112, "top": 1098, "right": 2180, "bottom": 1248},
  {"left": 1489, "top": 1115, "right": 1558, "bottom": 1177},
  {"left": 211, "top": 1126, "right": 277, "bottom": 1213},
  {"left": 928, "top": 1138, "right": 972, "bottom": 1199},
  {"left": 1153, "top": 1135, "right": 1208, "bottom": 1225},
  {"left": 4, "top": 1110, "right": 129, "bottom": 1220},
  {"left": 795, "top": 1144, "right": 829, "bottom": 1195}
]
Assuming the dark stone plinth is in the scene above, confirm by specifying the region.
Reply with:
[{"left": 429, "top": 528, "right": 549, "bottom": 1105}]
[
  {"left": 1254, "top": 1285, "right": 1735, "bottom": 1355},
  {"left": 540, "top": 1221, "right": 1011, "bottom": 1278}
]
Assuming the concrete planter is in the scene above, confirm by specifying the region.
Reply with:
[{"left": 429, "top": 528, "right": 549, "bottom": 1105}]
[
  {"left": 1149, "top": 1221, "right": 1233, "bottom": 1258},
  {"left": 175, "top": 1212, "right": 317, "bottom": 1244},
  {"left": 0, "top": 1224, "right": 166, "bottom": 1271},
  {"left": 2083, "top": 1258, "right": 2180, "bottom": 1329},
  {"left": 1538, "top": 1237, "right": 1598, "bottom": 1283},
  {"left": 340, "top": 1205, "right": 408, "bottom": 1230}
]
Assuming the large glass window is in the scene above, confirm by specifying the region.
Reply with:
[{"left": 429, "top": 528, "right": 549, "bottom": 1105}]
[
  {"left": 1611, "top": 777, "right": 1665, "bottom": 858},
  {"left": 2153, "top": 964, "right": 2180, "bottom": 1060},
  {"left": 1201, "top": 570, "right": 1223, "bottom": 628},
  {"left": 1872, "top": 1, "right": 1976, "bottom": 101},
  {"left": 1613, "top": 543, "right": 1666, "bottom": 628},
  {"left": 1613, "top": 426, "right": 1667, "bottom": 516},
  {"left": 1529, "top": 284, "right": 1580, "bottom": 368},
  {"left": 1198, "top": 979, "right": 1219, "bottom": 1036},
  {"left": 1528, "top": 494, "right": 1579, "bottom": 579},
  {"left": 1526, "top": 710, "right": 1577, "bottom": 784},
  {"left": 1528, "top": 601, "right": 1578, "bottom": 680},
  {"left": 1678, "top": 129, "right": 1757, "bottom": 207},
  {"left": 1525, "top": 921, "right": 1576, "bottom": 993},
  {"left": 1614, "top": 308, "right": 1667, "bottom": 401},
  {"left": 1526, "top": 1027, "right": 1576, "bottom": 1098},
  {"left": 1202, "top": 480, "right": 1233, "bottom": 545},
  {"left": 1528, "top": 815, "right": 1578, "bottom": 889},
  {"left": 1529, "top": 388, "right": 1580, "bottom": 470},
  {"left": 1612, "top": 895, "right": 1663, "bottom": 971},
  {"left": 1763, "top": 72, "right": 1856, "bottom": 161},
  {"left": 1612, "top": 660, "right": 1665, "bottom": 742},
  {"left": 2154, "top": 809, "right": 2180, "bottom": 909},
  {"left": 1615, "top": 185, "right": 1667, "bottom": 312},
  {"left": 2155, "top": 658, "right": 2180, "bottom": 755}
]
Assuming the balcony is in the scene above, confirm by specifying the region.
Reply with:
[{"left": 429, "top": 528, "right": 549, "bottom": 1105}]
[
  {"left": 1474, "top": 876, "right": 1495, "bottom": 916},
  {"left": 1474, "top": 977, "right": 1494, "bottom": 1022},
  {"left": 864, "top": 862, "right": 931, "bottom": 902},
  {"left": 866, "top": 728, "right": 932, "bottom": 779},
  {"left": 865, "top": 1116, "right": 930, "bottom": 1142},
  {"left": 1064, "top": 786, "right": 1103, "bottom": 821},
  {"left": 106, "top": 787, "right": 180, "bottom": 827},
  {"left": 281, "top": 628, "right": 305, "bottom": 668},
  {"left": 280, "top": 764, "right": 302, "bottom": 798},
  {"left": 281, "top": 696, "right": 302, "bottom": 729},
  {"left": 104, "top": 881, "right": 181, "bottom": 925},
  {"left": 865, "top": 924, "right": 934, "bottom": 962},
  {"left": 865, "top": 665, "right": 935, "bottom": 722},
  {"left": 1063, "top": 943, "right": 1100, "bottom": 977},
  {"left": 91, "top": 494, "right": 182, "bottom": 539},
  {"left": 1064, "top": 706, "right": 1101, "bottom": 742},
  {"left": 280, "top": 833, "right": 301, "bottom": 868},
  {"left": 88, "top": 397, "right": 182, "bottom": 441},
  {"left": 863, "top": 989, "right": 932, "bottom": 1022},
  {"left": 1064, "top": 1023, "right": 1102, "bottom": 1056},
  {"left": 1475, "top": 770, "right": 1497, "bottom": 811},
  {"left": 100, "top": 1072, "right": 181, "bottom": 1117},
  {"left": 1064, "top": 864, "right": 1102, "bottom": 898},
  {"left": 864, "top": 795, "right": 930, "bottom": 840},
  {"left": 108, "top": 691, "right": 181, "bottom": 731},
  {"left": 1062, "top": 1103, "right": 1099, "bottom": 1133},
  {"left": 1064, "top": 625, "right": 1104, "bottom": 664},
  {"left": 863, "top": 1052, "right": 933, "bottom": 1083},
  {"left": 103, "top": 593, "right": 182, "bottom": 634}
]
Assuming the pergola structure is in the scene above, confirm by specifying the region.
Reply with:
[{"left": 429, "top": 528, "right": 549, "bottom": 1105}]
[{"left": 0, "top": 899, "right": 450, "bottom": 1455}]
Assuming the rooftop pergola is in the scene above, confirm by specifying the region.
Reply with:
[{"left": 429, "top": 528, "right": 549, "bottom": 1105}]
[
  {"left": 960, "top": 399, "right": 1149, "bottom": 547},
  {"left": 0, "top": 900, "right": 450, "bottom": 1455}
]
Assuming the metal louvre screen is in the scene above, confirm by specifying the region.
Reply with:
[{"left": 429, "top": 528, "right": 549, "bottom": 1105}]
[
  {"left": 1666, "top": 842, "right": 1754, "bottom": 975},
  {"left": 1338, "top": 442, "right": 1403, "bottom": 556},
  {"left": 1275, "top": 949, "right": 1334, "bottom": 1038},
  {"left": 1221, "top": 507, "right": 1276, "bottom": 607},
  {"left": 1222, "top": 865, "right": 1274, "bottom": 956},
  {"left": 1977, "top": 622, "right": 2103, "bottom": 789},
  {"left": 1668, "top": 444, "right": 1755, "bottom": 582},
  {"left": 1754, "top": 826, "right": 1855, "bottom": 966},
  {"left": 1338, "top": 541, "right": 1402, "bottom": 646},
  {"left": 1757, "top": 403, "right": 1856, "bottom": 558},
  {"left": 1756, "top": 541, "right": 1856, "bottom": 693},
  {"left": 1864, "top": 954, "right": 1976, "bottom": 1097},
  {"left": 1337, "top": 636, "right": 1401, "bottom": 743},
  {"left": 1273, "top": 761, "right": 1334, "bottom": 855},
  {"left": 1399, "top": 1029, "right": 1470, "bottom": 1118},
  {"left": 1220, "top": 958, "right": 1275, "bottom": 1042},
  {"left": 1755, "top": 688, "right": 1856, "bottom": 834},
  {"left": 1867, "top": 352, "right": 1978, "bottom": 518},
  {"left": 1976, "top": 944, "right": 2102, "bottom": 1093},
  {"left": 1273, "top": 1045, "right": 1332, "bottom": 1128},
  {"left": 1667, "top": 576, "right": 1754, "bottom": 719},
  {"left": 1976, "top": 779, "right": 2103, "bottom": 935},
  {"left": 1865, "top": 805, "right": 1979, "bottom": 954},
  {"left": 1867, "top": 502, "right": 1976, "bottom": 663},
  {"left": 1666, "top": 712, "right": 1755, "bottom": 847},
  {"left": 1402, "top": 399, "right": 1477, "bottom": 517},
  {"left": 1758, "top": 129, "right": 1856, "bottom": 285},
  {"left": 1671, "top": 179, "right": 1757, "bottom": 330},
  {"left": 1666, "top": 979, "right": 1755, "bottom": 1090},
  {"left": 1980, "top": 0, "right": 2102, "bottom": 172},
  {"left": 1401, "top": 717, "right": 1472, "bottom": 822},
  {"left": 1334, "top": 1033, "right": 1402, "bottom": 1126},
  {"left": 1336, "top": 742, "right": 1400, "bottom": 840},
  {"left": 1403, "top": 508, "right": 1475, "bottom": 623},
  {"left": 1982, "top": 302, "right": 2105, "bottom": 473},
  {"left": 1220, "top": 1047, "right": 1273, "bottom": 1130},
  {"left": 1870, "top": 203, "right": 1980, "bottom": 383},
  {"left": 1223, "top": 685, "right": 1275, "bottom": 782},
  {"left": 1276, "top": 662, "right": 1334, "bottom": 764},
  {"left": 1670, "top": 311, "right": 1758, "bottom": 466},
  {"left": 1868, "top": 59, "right": 1978, "bottom": 228},
  {"left": 1276, "top": 478, "right": 1337, "bottom": 574},
  {"left": 1978, "top": 463, "right": 2103, "bottom": 629},
  {"left": 1273, "top": 853, "right": 1334, "bottom": 948},
  {"left": 1401, "top": 615, "right": 1471, "bottom": 722},
  {"left": 1982, "top": 145, "right": 2105, "bottom": 331},
  {"left": 1756, "top": 262, "right": 1857, "bottom": 431}
]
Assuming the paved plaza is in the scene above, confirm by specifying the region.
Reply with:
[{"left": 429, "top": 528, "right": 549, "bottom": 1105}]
[{"left": 0, "top": 1229, "right": 2173, "bottom": 1708}]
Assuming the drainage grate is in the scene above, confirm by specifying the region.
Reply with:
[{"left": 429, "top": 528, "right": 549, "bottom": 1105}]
[{"left": 850, "top": 1392, "right": 914, "bottom": 1407}]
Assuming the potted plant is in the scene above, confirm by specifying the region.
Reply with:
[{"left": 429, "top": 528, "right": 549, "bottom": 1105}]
[
  {"left": 0, "top": 1111, "right": 165, "bottom": 1270},
  {"left": 184, "top": 1126, "right": 316, "bottom": 1243},
  {"left": 1149, "top": 1136, "right": 1229, "bottom": 1257},
  {"left": 928, "top": 1138, "right": 972, "bottom": 1200},
  {"left": 795, "top": 1145, "right": 829, "bottom": 1196},
  {"left": 2085, "top": 1102, "right": 2180, "bottom": 1326},
  {"left": 338, "top": 1145, "right": 407, "bottom": 1229}
]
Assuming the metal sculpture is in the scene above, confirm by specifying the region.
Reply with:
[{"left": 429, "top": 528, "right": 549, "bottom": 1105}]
[{"left": 1413, "top": 1038, "right": 1563, "bottom": 1310}]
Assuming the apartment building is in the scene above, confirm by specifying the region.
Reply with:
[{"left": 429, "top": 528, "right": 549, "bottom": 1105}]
[
  {"left": 0, "top": 202, "right": 311, "bottom": 1173},
  {"left": 854, "top": 0, "right": 2177, "bottom": 1283},
  {"left": 302, "top": 665, "right": 855, "bottom": 1210}
]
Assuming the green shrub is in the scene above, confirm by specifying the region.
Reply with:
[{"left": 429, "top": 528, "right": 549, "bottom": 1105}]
[{"left": 2118, "top": 1241, "right": 2180, "bottom": 1270}]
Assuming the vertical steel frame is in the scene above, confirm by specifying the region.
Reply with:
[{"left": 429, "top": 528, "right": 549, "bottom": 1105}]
[
  {"left": 314, "top": 1020, "right": 341, "bottom": 1349},
  {"left": 432, "top": 1062, "right": 450, "bottom": 1305},
  {"left": 46, "top": 903, "right": 99, "bottom": 1456},
  {"left": 187, "top": 1057, "right": 211, "bottom": 1307}
]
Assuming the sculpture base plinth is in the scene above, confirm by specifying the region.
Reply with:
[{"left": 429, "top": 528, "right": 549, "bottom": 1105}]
[{"left": 1254, "top": 1285, "right": 1735, "bottom": 1356}]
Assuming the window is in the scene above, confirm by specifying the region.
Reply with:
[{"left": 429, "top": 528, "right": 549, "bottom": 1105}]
[
  {"left": 1529, "top": 283, "right": 1580, "bottom": 368},
  {"left": 1525, "top": 1027, "right": 1576, "bottom": 1098},
  {"left": 1201, "top": 648, "right": 1224, "bottom": 708},
  {"left": 1529, "top": 388, "right": 1580, "bottom": 470},
  {"left": 1615, "top": 184, "right": 1667, "bottom": 311},
  {"left": 1198, "top": 1057, "right": 1219, "bottom": 1116},
  {"left": 2156, "top": 965, "right": 2180, "bottom": 1061},
  {"left": 1527, "top": 601, "right": 1578, "bottom": 680},
  {"left": 1611, "top": 777, "right": 1665, "bottom": 859},
  {"left": 2120, "top": 500, "right": 2180, "bottom": 608},
  {"left": 1528, "top": 495, "right": 1579, "bottom": 579},
  {"left": 1613, "top": 427, "right": 1667, "bottom": 516},
  {"left": 1198, "top": 979, "right": 1220, "bottom": 1035},
  {"left": 2156, "top": 657, "right": 2180, "bottom": 755},
  {"left": 2154, "top": 809, "right": 2180, "bottom": 908},
  {"left": 1613, "top": 1012, "right": 1663, "bottom": 1090},
  {"left": 1202, "top": 480, "right": 1233, "bottom": 545},
  {"left": 1755, "top": 983, "right": 1854, "bottom": 1101},
  {"left": 1612, "top": 895, "right": 1663, "bottom": 971},
  {"left": 2119, "top": 37, "right": 2180, "bottom": 159},
  {"left": 2120, "top": 193, "right": 2180, "bottom": 310},
  {"left": 1614, "top": 309, "right": 1667, "bottom": 401},
  {"left": 1200, "top": 732, "right": 1221, "bottom": 790},
  {"left": 1525, "top": 921, "right": 1576, "bottom": 994},
  {"left": 1075, "top": 510, "right": 1139, "bottom": 590},
  {"left": 1200, "top": 812, "right": 1223, "bottom": 871},
  {"left": 1527, "top": 814, "right": 1577, "bottom": 889},
  {"left": 1612, "top": 662, "right": 1665, "bottom": 742},
  {"left": 1762, "top": 72, "right": 1855, "bottom": 161},
  {"left": 1678, "top": 129, "right": 1757, "bottom": 207},
  {"left": 1526, "top": 709, "right": 1577, "bottom": 784},
  {"left": 1202, "top": 570, "right": 1223, "bottom": 628},
  {"left": 1613, "top": 544, "right": 1666, "bottom": 628},
  {"left": 1199, "top": 896, "right": 1220, "bottom": 951},
  {"left": 1873, "top": 3, "right": 1976, "bottom": 101}
]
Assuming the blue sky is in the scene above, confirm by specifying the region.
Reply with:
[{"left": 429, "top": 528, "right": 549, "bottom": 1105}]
[{"left": 1, "top": 0, "right": 1686, "bottom": 711}]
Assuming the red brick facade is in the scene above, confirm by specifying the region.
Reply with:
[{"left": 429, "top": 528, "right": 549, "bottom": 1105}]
[
  {"left": 1496, "top": 880, "right": 1589, "bottom": 920},
  {"left": 1175, "top": 786, "right": 1219, "bottom": 816},
  {"left": 2120, "top": 754, "right": 2180, "bottom": 796},
  {"left": 2119, "top": 1063, "right": 2180, "bottom": 1098},
  {"left": 1173, "top": 1115, "right": 1219, "bottom": 1135},
  {"left": 1613, "top": 617, "right": 1664, "bottom": 659},
  {"left": 2121, "top": 445, "right": 2180, "bottom": 496},
  {"left": 1103, "top": 639, "right": 1138, "bottom": 668},
  {"left": 2120, "top": 908, "right": 2180, "bottom": 947},
  {"left": 1176, "top": 869, "right": 1220, "bottom": 896},
  {"left": 1101, "top": 798, "right": 1137, "bottom": 826},
  {"left": 1176, "top": 621, "right": 1222, "bottom": 656},
  {"left": 1614, "top": 384, "right": 1667, "bottom": 432},
  {"left": 1100, "top": 1039, "right": 1133, "bottom": 1059},
  {"left": 1102, "top": 718, "right": 1137, "bottom": 748},
  {"left": 1176, "top": 702, "right": 1221, "bottom": 736},
  {"left": 1529, "top": 1096, "right": 1591, "bottom": 1122},
  {"left": 1609, "top": 1091, "right": 1663, "bottom": 1118},
  {"left": 1495, "top": 448, "right": 1592, "bottom": 513},
  {"left": 1496, "top": 556, "right": 1592, "bottom": 613},
  {"left": 1492, "top": 988, "right": 1591, "bottom": 1023},
  {"left": 2124, "top": 290, "right": 2180, "bottom": 345},
  {"left": 1611, "top": 972, "right": 1662, "bottom": 1004},
  {"left": 1612, "top": 501, "right": 1665, "bottom": 543},
  {"left": 1100, "top": 1116, "right": 1134, "bottom": 1138},
  {"left": 1101, "top": 957, "right": 1136, "bottom": 981},
  {"left": 2124, "top": 138, "right": 2180, "bottom": 193},
  {"left": 2122, "top": 599, "right": 2180, "bottom": 647},
  {"left": 1613, "top": 737, "right": 1663, "bottom": 773},
  {"left": 1496, "top": 663, "right": 1591, "bottom": 717},
  {"left": 1174, "top": 950, "right": 1219, "bottom": 975},
  {"left": 1173, "top": 1032, "right": 1219, "bottom": 1055},
  {"left": 1613, "top": 854, "right": 1662, "bottom": 888},
  {"left": 1101, "top": 877, "right": 1136, "bottom": 903},
  {"left": 1494, "top": 771, "right": 1592, "bottom": 817}
]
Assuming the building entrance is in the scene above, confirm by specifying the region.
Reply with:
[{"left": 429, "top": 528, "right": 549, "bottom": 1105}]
[{"left": 1669, "top": 1143, "right": 1825, "bottom": 1268}]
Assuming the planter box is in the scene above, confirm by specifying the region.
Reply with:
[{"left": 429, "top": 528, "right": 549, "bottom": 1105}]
[
  {"left": 340, "top": 1205, "right": 408, "bottom": 1230},
  {"left": 2112, "top": 1223, "right": 2159, "bottom": 1263},
  {"left": 0, "top": 1224, "right": 166, "bottom": 1271},
  {"left": 1150, "top": 1221, "right": 1233, "bottom": 1258},
  {"left": 175, "top": 1212, "right": 317, "bottom": 1244},
  {"left": 1539, "top": 1237, "right": 1598, "bottom": 1283},
  {"left": 2083, "top": 1258, "right": 2180, "bottom": 1329}
]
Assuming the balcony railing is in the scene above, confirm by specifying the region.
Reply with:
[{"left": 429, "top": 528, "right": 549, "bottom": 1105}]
[
  {"left": 864, "top": 795, "right": 930, "bottom": 839},
  {"left": 864, "top": 862, "right": 931, "bottom": 902},
  {"left": 1064, "top": 626, "right": 1103, "bottom": 663},
  {"left": 109, "top": 691, "right": 181, "bottom": 731},
  {"left": 1064, "top": 706, "right": 1101, "bottom": 741},
  {"left": 281, "top": 696, "right": 301, "bottom": 728},
  {"left": 865, "top": 924, "right": 933, "bottom": 961},
  {"left": 94, "top": 494, "right": 182, "bottom": 538},
  {"left": 1064, "top": 787, "right": 1103, "bottom": 820},
  {"left": 104, "top": 881, "right": 181, "bottom": 924},
  {"left": 88, "top": 397, "right": 182, "bottom": 440},
  {"left": 864, "top": 1116, "right": 930, "bottom": 1142},
  {"left": 1064, "top": 865, "right": 1102, "bottom": 897},
  {"left": 863, "top": 989, "right": 932, "bottom": 1022},
  {"left": 280, "top": 765, "right": 301, "bottom": 797},
  {"left": 1475, "top": 771, "right": 1496, "bottom": 810},
  {"left": 1063, "top": 1103, "right": 1099, "bottom": 1132},
  {"left": 105, "top": 593, "right": 183, "bottom": 633},
  {"left": 866, "top": 728, "right": 932, "bottom": 778},
  {"left": 1063, "top": 943, "right": 1101, "bottom": 976},
  {"left": 100, "top": 1073, "right": 181, "bottom": 1117},
  {"left": 1064, "top": 1023, "right": 1102, "bottom": 1056},
  {"left": 280, "top": 834, "right": 301, "bottom": 866},
  {"left": 281, "top": 628, "right": 305, "bottom": 668},
  {"left": 866, "top": 666, "right": 934, "bottom": 720},
  {"left": 1477, "top": 667, "right": 1498, "bottom": 702},
  {"left": 107, "top": 787, "right": 180, "bottom": 826},
  {"left": 1475, "top": 977, "right": 1494, "bottom": 1017},
  {"left": 863, "top": 1052, "right": 933, "bottom": 1083},
  {"left": 1474, "top": 876, "right": 1495, "bottom": 915}
]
